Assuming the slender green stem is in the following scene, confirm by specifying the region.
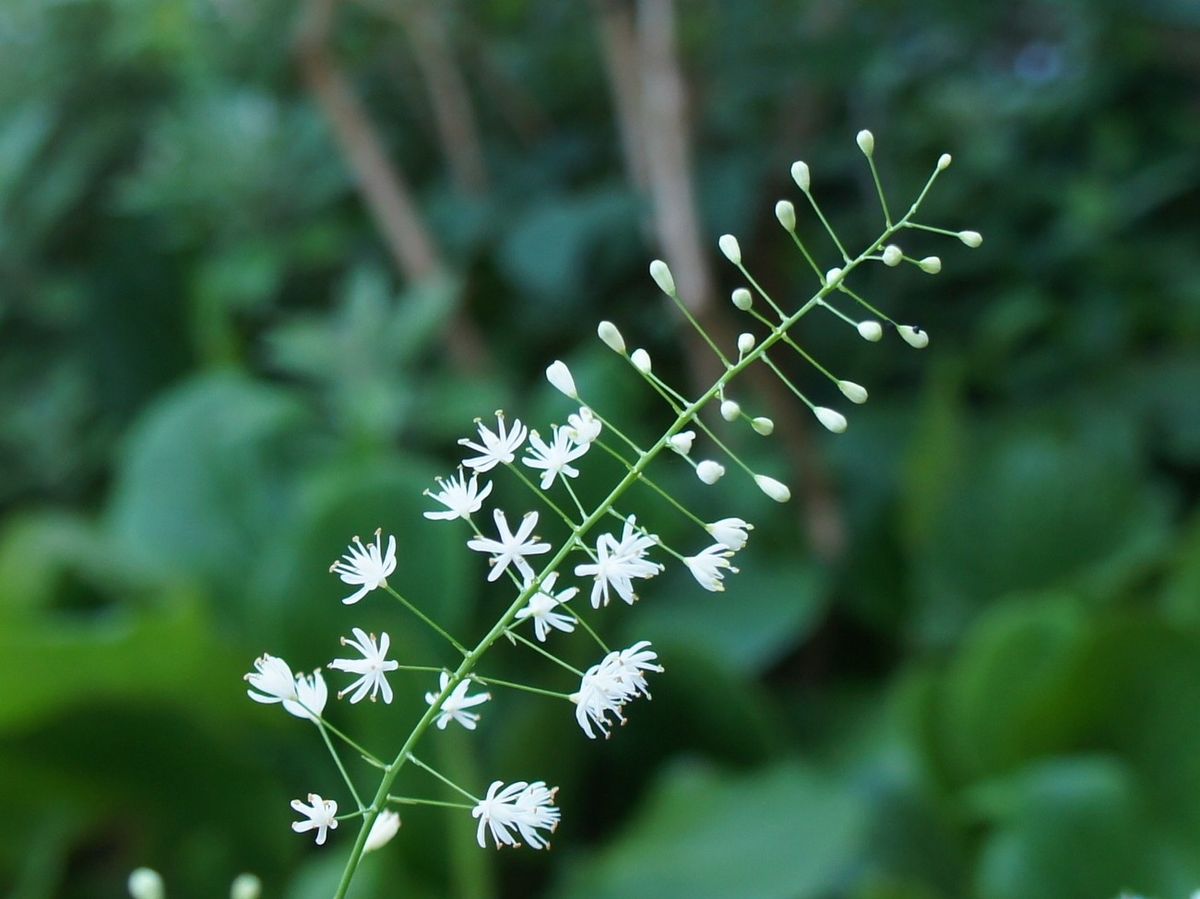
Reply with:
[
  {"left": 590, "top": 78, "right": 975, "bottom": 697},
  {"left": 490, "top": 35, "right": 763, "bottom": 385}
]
[
  {"left": 406, "top": 753, "right": 480, "bottom": 803},
  {"left": 663, "top": 289, "right": 732, "bottom": 368},
  {"left": 387, "top": 795, "right": 475, "bottom": 810},
  {"left": 332, "top": 162, "right": 945, "bottom": 898},
  {"left": 384, "top": 585, "right": 469, "bottom": 656},
  {"left": 473, "top": 674, "right": 572, "bottom": 700},
  {"left": 747, "top": 307, "right": 840, "bottom": 384},
  {"left": 866, "top": 155, "right": 892, "bottom": 226},
  {"left": 785, "top": 229, "right": 823, "bottom": 278},
  {"left": 318, "top": 722, "right": 364, "bottom": 811},
  {"left": 904, "top": 221, "right": 959, "bottom": 238},
  {"left": 507, "top": 629, "right": 584, "bottom": 676},
  {"left": 835, "top": 284, "right": 895, "bottom": 325},
  {"left": 507, "top": 461, "right": 581, "bottom": 531},
  {"left": 736, "top": 264, "right": 790, "bottom": 320},
  {"left": 580, "top": 402, "right": 645, "bottom": 457},
  {"left": 758, "top": 350, "right": 815, "bottom": 409},
  {"left": 316, "top": 716, "right": 385, "bottom": 768},
  {"left": 562, "top": 604, "right": 609, "bottom": 652},
  {"left": 563, "top": 480, "right": 588, "bottom": 521},
  {"left": 800, "top": 189, "right": 850, "bottom": 261}
]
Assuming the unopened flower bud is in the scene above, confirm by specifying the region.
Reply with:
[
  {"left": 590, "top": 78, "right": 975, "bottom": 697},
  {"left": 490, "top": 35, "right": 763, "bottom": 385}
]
[
  {"left": 882, "top": 244, "right": 902, "bottom": 266},
  {"left": 791, "top": 160, "right": 811, "bottom": 192},
  {"left": 813, "top": 406, "right": 847, "bottom": 434},
  {"left": 754, "top": 474, "right": 791, "bottom": 503},
  {"left": 774, "top": 200, "right": 796, "bottom": 232},
  {"left": 837, "top": 380, "right": 869, "bottom": 404},
  {"left": 718, "top": 234, "right": 741, "bottom": 265},
  {"left": 697, "top": 460, "right": 725, "bottom": 485},
  {"left": 597, "top": 320, "right": 626, "bottom": 355},
  {"left": 918, "top": 256, "right": 941, "bottom": 274},
  {"left": 649, "top": 259, "right": 676, "bottom": 295},
  {"left": 825, "top": 267, "right": 843, "bottom": 286},
  {"left": 731, "top": 288, "right": 753, "bottom": 311},
  {"left": 958, "top": 230, "right": 983, "bottom": 248},
  {"left": 631, "top": 348, "right": 652, "bottom": 374},
  {"left": 856, "top": 129, "right": 875, "bottom": 157},
  {"left": 669, "top": 430, "right": 696, "bottom": 455},
  {"left": 720, "top": 400, "right": 741, "bottom": 421},
  {"left": 937, "top": 153, "right": 952, "bottom": 171},
  {"left": 706, "top": 517, "right": 754, "bottom": 551},
  {"left": 128, "top": 869, "right": 164, "bottom": 899},
  {"left": 737, "top": 332, "right": 755, "bottom": 354},
  {"left": 898, "top": 324, "right": 929, "bottom": 348},
  {"left": 857, "top": 320, "right": 883, "bottom": 342},
  {"left": 364, "top": 811, "right": 402, "bottom": 853},
  {"left": 751, "top": 416, "right": 774, "bottom": 436},
  {"left": 231, "top": 874, "right": 262, "bottom": 899},
  {"left": 545, "top": 360, "right": 577, "bottom": 399}
]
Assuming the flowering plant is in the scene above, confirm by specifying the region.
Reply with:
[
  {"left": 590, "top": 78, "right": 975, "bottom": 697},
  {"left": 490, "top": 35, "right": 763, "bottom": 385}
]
[{"left": 237, "top": 132, "right": 979, "bottom": 898}]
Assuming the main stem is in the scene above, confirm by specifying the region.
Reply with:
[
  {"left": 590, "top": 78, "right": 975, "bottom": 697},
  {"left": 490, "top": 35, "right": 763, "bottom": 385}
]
[{"left": 331, "top": 197, "right": 930, "bottom": 898}]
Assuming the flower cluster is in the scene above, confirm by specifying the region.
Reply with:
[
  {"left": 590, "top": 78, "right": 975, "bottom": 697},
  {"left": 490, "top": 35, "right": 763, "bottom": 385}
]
[
  {"left": 472, "top": 780, "right": 561, "bottom": 850},
  {"left": 571, "top": 642, "right": 664, "bottom": 739}
]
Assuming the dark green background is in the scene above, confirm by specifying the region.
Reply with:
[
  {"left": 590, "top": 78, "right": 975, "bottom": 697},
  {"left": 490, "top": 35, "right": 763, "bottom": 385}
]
[{"left": 2, "top": 0, "right": 1198, "bottom": 896}]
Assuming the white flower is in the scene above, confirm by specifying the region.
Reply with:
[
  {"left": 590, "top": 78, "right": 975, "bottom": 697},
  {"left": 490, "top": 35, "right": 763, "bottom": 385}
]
[
  {"left": 918, "top": 255, "right": 941, "bottom": 274},
  {"left": 881, "top": 245, "right": 902, "bottom": 266},
  {"left": 857, "top": 319, "right": 884, "bottom": 342},
  {"left": 668, "top": 430, "right": 695, "bottom": 455},
  {"left": 287, "top": 669, "right": 328, "bottom": 722},
  {"left": 545, "top": 361, "right": 577, "bottom": 399},
  {"left": 856, "top": 129, "right": 875, "bottom": 157},
  {"left": 683, "top": 544, "right": 739, "bottom": 592},
  {"left": 515, "top": 571, "right": 578, "bottom": 641},
  {"left": 751, "top": 416, "right": 774, "bottom": 436},
  {"left": 754, "top": 474, "right": 792, "bottom": 503},
  {"left": 467, "top": 509, "right": 551, "bottom": 583},
  {"left": 330, "top": 529, "right": 396, "bottom": 605},
  {"left": 245, "top": 653, "right": 299, "bottom": 706},
  {"left": 473, "top": 780, "right": 560, "bottom": 850},
  {"left": 574, "top": 517, "right": 663, "bottom": 609},
  {"left": 364, "top": 811, "right": 401, "bottom": 852},
  {"left": 291, "top": 793, "right": 338, "bottom": 845},
  {"left": 570, "top": 642, "right": 662, "bottom": 739},
  {"left": 610, "top": 515, "right": 664, "bottom": 578},
  {"left": 898, "top": 324, "right": 929, "bottom": 348},
  {"left": 329, "top": 628, "right": 400, "bottom": 704},
  {"left": 649, "top": 259, "right": 676, "bottom": 295},
  {"left": 425, "top": 468, "right": 493, "bottom": 521},
  {"left": 597, "top": 320, "right": 626, "bottom": 354},
  {"left": 718, "top": 233, "right": 741, "bottom": 264},
  {"left": 720, "top": 399, "right": 741, "bottom": 421},
  {"left": 566, "top": 406, "right": 602, "bottom": 444},
  {"left": 937, "top": 152, "right": 952, "bottom": 170},
  {"left": 791, "top": 160, "right": 811, "bottom": 192},
  {"left": 706, "top": 517, "right": 753, "bottom": 551},
  {"left": 522, "top": 426, "right": 589, "bottom": 489},
  {"left": 696, "top": 460, "right": 725, "bottom": 484},
  {"left": 958, "top": 230, "right": 983, "bottom": 247},
  {"left": 813, "top": 406, "right": 847, "bottom": 433},
  {"left": 426, "top": 672, "right": 491, "bottom": 730},
  {"left": 774, "top": 200, "right": 796, "bottom": 232},
  {"left": 631, "top": 348, "right": 652, "bottom": 374},
  {"left": 128, "top": 868, "right": 164, "bottom": 899},
  {"left": 459, "top": 412, "right": 528, "bottom": 472},
  {"left": 837, "top": 380, "right": 869, "bottom": 404},
  {"left": 737, "top": 332, "right": 755, "bottom": 354},
  {"left": 731, "top": 288, "right": 753, "bottom": 310},
  {"left": 230, "top": 873, "right": 261, "bottom": 899}
]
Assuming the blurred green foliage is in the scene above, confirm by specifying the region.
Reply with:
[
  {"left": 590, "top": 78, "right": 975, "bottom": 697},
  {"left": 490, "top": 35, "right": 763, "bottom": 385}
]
[{"left": 1, "top": 0, "right": 1198, "bottom": 897}]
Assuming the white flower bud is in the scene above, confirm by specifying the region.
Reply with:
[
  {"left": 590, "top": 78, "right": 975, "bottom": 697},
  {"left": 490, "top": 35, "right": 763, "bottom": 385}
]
[
  {"left": 718, "top": 234, "right": 741, "bottom": 265},
  {"left": 731, "top": 288, "right": 753, "bottom": 311},
  {"left": 231, "top": 874, "right": 262, "bottom": 899},
  {"left": 753, "top": 474, "right": 791, "bottom": 503},
  {"left": 813, "top": 406, "right": 847, "bottom": 433},
  {"left": 597, "top": 320, "right": 626, "bottom": 355},
  {"left": 774, "top": 200, "right": 796, "bottom": 232},
  {"left": 882, "top": 244, "right": 902, "bottom": 266},
  {"left": 937, "top": 153, "right": 952, "bottom": 171},
  {"left": 958, "top": 230, "right": 983, "bottom": 248},
  {"left": 918, "top": 255, "right": 942, "bottom": 274},
  {"left": 720, "top": 400, "right": 741, "bottom": 421},
  {"left": 825, "top": 267, "right": 843, "bottom": 286},
  {"left": 696, "top": 460, "right": 725, "bottom": 484},
  {"left": 857, "top": 320, "right": 883, "bottom": 342},
  {"left": 631, "top": 348, "right": 652, "bottom": 374},
  {"left": 128, "top": 869, "right": 164, "bottom": 899},
  {"left": 706, "top": 517, "right": 753, "bottom": 551},
  {"left": 837, "top": 380, "right": 869, "bottom": 404},
  {"left": 669, "top": 430, "right": 696, "bottom": 455},
  {"left": 364, "top": 811, "right": 402, "bottom": 853},
  {"left": 856, "top": 129, "right": 875, "bottom": 157},
  {"left": 791, "top": 160, "right": 811, "bottom": 192},
  {"left": 898, "top": 325, "right": 929, "bottom": 349},
  {"left": 737, "top": 332, "right": 755, "bottom": 354},
  {"left": 751, "top": 416, "right": 774, "bottom": 436},
  {"left": 649, "top": 259, "right": 676, "bottom": 295},
  {"left": 545, "top": 360, "right": 577, "bottom": 399}
]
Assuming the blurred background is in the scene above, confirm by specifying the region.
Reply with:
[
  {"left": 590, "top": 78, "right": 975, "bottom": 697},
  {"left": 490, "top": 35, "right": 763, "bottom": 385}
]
[{"left": 2, "top": 0, "right": 1199, "bottom": 896}]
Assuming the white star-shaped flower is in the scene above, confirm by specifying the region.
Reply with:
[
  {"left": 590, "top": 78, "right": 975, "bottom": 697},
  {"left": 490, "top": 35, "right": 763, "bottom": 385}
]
[
  {"left": 522, "top": 425, "right": 589, "bottom": 489},
  {"left": 467, "top": 509, "right": 551, "bottom": 583},
  {"left": 425, "top": 468, "right": 493, "bottom": 521},
  {"left": 569, "top": 641, "right": 662, "bottom": 739},
  {"left": 329, "top": 628, "right": 400, "bottom": 704},
  {"left": 245, "top": 656, "right": 327, "bottom": 722},
  {"left": 459, "top": 412, "right": 528, "bottom": 472},
  {"left": 683, "top": 543, "right": 739, "bottom": 592},
  {"left": 514, "top": 572, "right": 578, "bottom": 641},
  {"left": 705, "top": 517, "right": 753, "bottom": 551},
  {"left": 426, "top": 672, "right": 491, "bottom": 730},
  {"left": 573, "top": 516, "right": 662, "bottom": 608},
  {"left": 472, "top": 780, "right": 560, "bottom": 850},
  {"left": 291, "top": 793, "right": 338, "bottom": 845},
  {"left": 330, "top": 529, "right": 397, "bottom": 605},
  {"left": 565, "top": 406, "right": 602, "bottom": 445}
]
